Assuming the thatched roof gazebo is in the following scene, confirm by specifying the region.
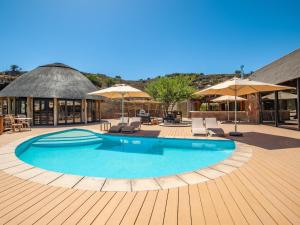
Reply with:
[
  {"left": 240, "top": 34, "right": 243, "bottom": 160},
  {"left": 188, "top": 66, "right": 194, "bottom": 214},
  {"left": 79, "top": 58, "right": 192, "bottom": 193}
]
[{"left": 0, "top": 63, "right": 101, "bottom": 126}]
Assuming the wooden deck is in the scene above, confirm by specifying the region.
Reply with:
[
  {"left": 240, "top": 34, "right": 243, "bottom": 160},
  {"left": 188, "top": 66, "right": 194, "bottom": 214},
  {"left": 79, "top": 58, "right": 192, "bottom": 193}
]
[{"left": 0, "top": 123, "right": 299, "bottom": 225}]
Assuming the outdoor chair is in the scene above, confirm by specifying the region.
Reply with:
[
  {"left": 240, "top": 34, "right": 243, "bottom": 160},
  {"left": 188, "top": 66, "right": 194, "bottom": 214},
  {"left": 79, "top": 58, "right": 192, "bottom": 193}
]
[
  {"left": 205, "top": 118, "right": 225, "bottom": 137},
  {"left": 108, "top": 117, "right": 129, "bottom": 133},
  {"left": 17, "top": 114, "right": 31, "bottom": 131},
  {"left": 192, "top": 118, "right": 208, "bottom": 136},
  {"left": 121, "top": 117, "right": 141, "bottom": 133},
  {"left": 7, "top": 115, "right": 23, "bottom": 132},
  {"left": 163, "top": 112, "right": 175, "bottom": 123}
]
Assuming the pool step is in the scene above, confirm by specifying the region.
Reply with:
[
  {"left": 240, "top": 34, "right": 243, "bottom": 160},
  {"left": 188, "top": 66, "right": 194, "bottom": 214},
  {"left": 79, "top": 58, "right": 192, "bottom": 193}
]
[{"left": 32, "top": 136, "right": 102, "bottom": 147}]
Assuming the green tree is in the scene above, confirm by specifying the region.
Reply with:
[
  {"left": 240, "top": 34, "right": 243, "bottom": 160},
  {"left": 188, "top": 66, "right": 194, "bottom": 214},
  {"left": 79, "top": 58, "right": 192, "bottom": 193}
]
[
  {"left": 145, "top": 76, "right": 195, "bottom": 114},
  {"left": 106, "top": 78, "right": 116, "bottom": 87}
]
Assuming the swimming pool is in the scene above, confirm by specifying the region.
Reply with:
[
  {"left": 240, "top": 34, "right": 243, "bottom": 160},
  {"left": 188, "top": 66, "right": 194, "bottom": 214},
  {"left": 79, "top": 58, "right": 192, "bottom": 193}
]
[{"left": 16, "top": 129, "right": 235, "bottom": 179}]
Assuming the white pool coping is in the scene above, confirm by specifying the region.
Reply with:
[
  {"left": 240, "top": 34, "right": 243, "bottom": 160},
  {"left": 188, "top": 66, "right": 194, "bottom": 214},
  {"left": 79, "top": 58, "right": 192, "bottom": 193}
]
[{"left": 0, "top": 128, "right": 253, "bottom": 192}]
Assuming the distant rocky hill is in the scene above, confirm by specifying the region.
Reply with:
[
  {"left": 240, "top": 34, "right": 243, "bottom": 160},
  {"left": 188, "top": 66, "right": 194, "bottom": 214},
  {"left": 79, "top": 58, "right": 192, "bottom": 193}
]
[
  {"left": 82, "top": 72, "right": 246, "bottom": 91},
  {"left": 0, "top": 67, "right": 249, "bottom": 92}
]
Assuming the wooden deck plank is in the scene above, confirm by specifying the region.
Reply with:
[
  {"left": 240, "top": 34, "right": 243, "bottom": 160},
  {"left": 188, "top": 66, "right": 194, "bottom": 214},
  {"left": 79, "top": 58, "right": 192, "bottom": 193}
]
[
  {"left": 214, "top": 178, "right": 248, "bottom": 225},
  {"left": 188, "top": 185, "right": 206, "bottom": 225},
  {"left": 0, "top": 124, "right": 299, "bottom": 225},
  {"left": 7, "top": 188, "right": 67, "bottom": 225},
  {"left": 149, "top": 189, "right": 168, "bottom": 225},
  {"left": 243, "top": 165, "right": 300, "bottom": 217},
  {"left": 248, "top": 160, "right": 300, "bottom": 203},
  {"left": 0, "top": 182, "right": 38, "bottom": 204},
  {"left": 39, "top": 191, "right": 95, "bottom": 225},
  {"left": 105, "top": 192, "right": 136, "bottom": 225},
  {"left": 198, "top": 183, "right": 220, "bottom": 225},
  {"left": 222, "top": 173, "right": 272, "bottom": 225},
  {"left": 234, "top": 169, "right": 292, "bottom": 225},
  {"left": 120, "top": 191, "right": 147, "bottom": 225},
  {"left": 0, "top": 184, "right": 47, "bottom": 214},
  {"left": 163, "top": 188, "right": 178, "bottom": 225},
  {"left": 33, "top": 190, "right": 84, "bottom": 225},
  {"left": 77, "top": 192, "right": 116, "bottom": 225},
  {"left": 0, "top": 186, "right": 57, "bottom": 224},
  {"left": 253, "top": 156, "right": 300, "bottom": 187},
  {"left": 91, "top": 191, "right": 127, "bottom": 224},
  {"left": 250, "top": 160, "right": 300, "bottom": 200},
  {"left": 178, "top": 186, "right": 191, "bottom": 225},
  {"left": 62, "top": 191, "right": 105, "bottom": 225},
  {"left": 135, "top": 190, "right": 158, "bottom": 225},
  {"left": 206, "top": 180, "right": 234, "bottom": 225},
  {"left": 240, "top": 167, "right": 300, "bottom": 224}
]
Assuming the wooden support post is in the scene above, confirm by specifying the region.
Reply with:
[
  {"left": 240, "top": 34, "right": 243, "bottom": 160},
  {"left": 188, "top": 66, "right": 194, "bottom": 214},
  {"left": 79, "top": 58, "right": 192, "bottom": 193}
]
[
  {"left": 26, "top": 97, "right": 33, "bottom": 125},
  {"left": 274, "top": 91, "right": 279, "bottom": 127},
  {"left": 7, "top": 97, "right": 11, "bottom": 114},
  {"left": 297, "top": 78, "right": 300, "bottom": 131},
  {"left": 53, "top": 98, "right": 58, "bottom": 126}
]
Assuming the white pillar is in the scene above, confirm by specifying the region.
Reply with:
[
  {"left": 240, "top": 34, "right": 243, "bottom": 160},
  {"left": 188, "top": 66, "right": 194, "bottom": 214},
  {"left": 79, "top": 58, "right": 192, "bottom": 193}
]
[{"left": 53, "top": 98, "right": 58, "bottom": 126}]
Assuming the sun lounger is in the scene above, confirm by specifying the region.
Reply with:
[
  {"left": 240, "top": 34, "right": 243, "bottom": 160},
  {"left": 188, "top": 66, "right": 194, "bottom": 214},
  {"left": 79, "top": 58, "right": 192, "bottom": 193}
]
[
  {"left": 108, "top": 125, "right": 123, "bottom": 133},
  {"left": 121, "top": 120, "right": 141, "bottom": 133},
  {"left": 205, "top": 118, "right": 225, "bottom": 137},
  {"left": 192, "top": 118, "right": 208, "bottom": 136}
]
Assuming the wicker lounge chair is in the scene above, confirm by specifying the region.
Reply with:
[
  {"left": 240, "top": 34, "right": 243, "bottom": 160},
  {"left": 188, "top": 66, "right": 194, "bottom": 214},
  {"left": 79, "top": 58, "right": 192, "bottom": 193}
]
[
  {"left": 205, "top": 118, "right": 225, "bottom": 137},
  {"left": 192, "top": 118, "right": 208, "bottom": 136}
]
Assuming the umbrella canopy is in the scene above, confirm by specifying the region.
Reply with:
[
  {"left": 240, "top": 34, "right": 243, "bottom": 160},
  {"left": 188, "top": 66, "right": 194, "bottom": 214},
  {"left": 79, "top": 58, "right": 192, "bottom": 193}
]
[
  {"left": 195, "top": 77, "right": 292, "bottom": 96},
  {"left": 212, "top": 95, "right": 247, "bottom": 122},
  {"left": 212, "top": 95, "right": 246, "bottom": 102},
  {"left": 88, "top": 84, "right": 150, "bottom": 123},
  {"left": 195, "top": 77, "right": 292, "bottom": 135},
  {"left": 262, "top": 92, "right": 297, "bottom": 100},
  {"left": 88, "top": 84, "right": 150, "bottom": 99}
]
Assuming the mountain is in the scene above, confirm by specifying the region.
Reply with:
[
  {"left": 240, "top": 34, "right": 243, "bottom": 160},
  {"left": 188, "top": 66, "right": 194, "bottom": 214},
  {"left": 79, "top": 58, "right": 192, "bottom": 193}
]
[{"left": 82, "top": 72, "right": 246, "bottom": 91}]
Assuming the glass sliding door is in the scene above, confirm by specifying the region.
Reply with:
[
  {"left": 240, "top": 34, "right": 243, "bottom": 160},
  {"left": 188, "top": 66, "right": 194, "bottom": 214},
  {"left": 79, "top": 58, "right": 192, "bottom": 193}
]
[
  {"left": 58, "top": 100, "right": 66, "bottom": 124},
  {"left": 15, "top": 97, "right": 27, "bottom": 116},
  {"left": 33, "top": 98, "right": 54, "bottom": 125},
  {"left": 57, "top": 99, "right": 82, "bottom": 124},
  {"left": 87, "top": 100, "right": 99, "bottom": 122},
  {"left": 74, "top": 100, "right": 81, "bottom": 123}
]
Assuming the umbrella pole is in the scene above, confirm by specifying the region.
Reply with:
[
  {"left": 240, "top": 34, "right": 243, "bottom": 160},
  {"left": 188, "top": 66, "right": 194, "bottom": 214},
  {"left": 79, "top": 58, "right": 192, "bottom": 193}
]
[
  {"left": 121, "top": 94, "right": 124, "bottom": 123},
  {"left": 227, "top": 100, "right": 230, "bottom": 121},
  {"left": 234, "top": 92, "right": 237, "bottom": 132},
  {"left": 229, "top": 87, "right": 242, "bottom": 136}
]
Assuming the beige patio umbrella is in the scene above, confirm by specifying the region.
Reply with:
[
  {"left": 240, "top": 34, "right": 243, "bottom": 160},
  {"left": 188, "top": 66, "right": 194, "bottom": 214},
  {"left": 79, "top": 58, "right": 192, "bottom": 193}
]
[
  {"left": 88, "top": 84, "right": 150, "bottom": 123},
  {"left": 124, "top": 99, "right": 161, "bottom": 116},
  {"left": 195, "top": 77, "right": 293, "bottom": 136},
  {"left": 212, "top": 95, "right": 246, "bottom": 121},
  {"left": 262, "top": 91, "right": 297, "bottom": 100}
]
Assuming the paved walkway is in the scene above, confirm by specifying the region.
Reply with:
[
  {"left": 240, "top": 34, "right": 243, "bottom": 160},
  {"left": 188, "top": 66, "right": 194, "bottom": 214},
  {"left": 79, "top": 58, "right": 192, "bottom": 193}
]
[{"left": 0, "top": 123, "right": 299, "bottom": 225}]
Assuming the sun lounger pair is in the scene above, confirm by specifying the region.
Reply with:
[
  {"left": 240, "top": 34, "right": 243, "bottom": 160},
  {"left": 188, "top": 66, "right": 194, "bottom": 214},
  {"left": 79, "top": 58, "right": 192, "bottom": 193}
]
[
  {"left": 192, "top": 118, "right": 225, "bottom": 137},
  {"left": 109, "top": 117, "right": 141, "bottom": 133}
]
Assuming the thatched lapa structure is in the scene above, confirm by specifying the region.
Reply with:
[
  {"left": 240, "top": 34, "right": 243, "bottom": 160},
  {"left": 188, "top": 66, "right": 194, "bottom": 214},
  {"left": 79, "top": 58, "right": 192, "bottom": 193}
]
[
  {"left": 250, "top": 48, "right": 300, "bottom": 130},
  {"left": 0, "top": 63, "right": 101, "bottom": 126}
]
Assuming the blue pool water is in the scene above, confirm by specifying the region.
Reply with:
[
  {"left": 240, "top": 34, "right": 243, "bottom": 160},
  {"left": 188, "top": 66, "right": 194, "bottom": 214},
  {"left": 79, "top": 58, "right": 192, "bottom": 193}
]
[{"left": 16, "top": 129, "right": 235, "bottom": 178}]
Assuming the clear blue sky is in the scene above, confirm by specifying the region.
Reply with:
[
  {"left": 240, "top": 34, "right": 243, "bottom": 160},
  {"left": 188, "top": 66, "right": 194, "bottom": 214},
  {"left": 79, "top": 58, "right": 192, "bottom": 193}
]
[{"left": 0, "top": 0, "right": 299, "bottom": 79}]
